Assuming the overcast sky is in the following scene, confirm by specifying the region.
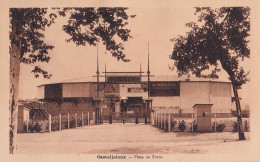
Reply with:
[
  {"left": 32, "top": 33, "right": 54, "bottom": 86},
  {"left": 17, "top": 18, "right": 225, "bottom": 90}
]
[{"left": 18, "top": 5, "right": 251, "bottom": 107}]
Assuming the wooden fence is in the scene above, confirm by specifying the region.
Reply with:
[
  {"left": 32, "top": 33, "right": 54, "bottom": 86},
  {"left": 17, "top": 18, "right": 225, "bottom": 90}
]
[{"left": 151, "top": 112, "right": 250, "bottom": 132}]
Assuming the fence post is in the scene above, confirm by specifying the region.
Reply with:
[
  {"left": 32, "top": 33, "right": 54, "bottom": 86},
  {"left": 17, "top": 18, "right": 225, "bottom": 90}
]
[
  {"left": 82, "top": 112, "right": 84, "bottom": 127},
  {"left": 48, "top": 115, "right": 51, "bottom": 133},
  {"left": 168, "top": 113, "right": 171, "bottom": 132},
  {"left": 75, "top": 113, "right": 77, "bottom": 128},
  {"left": 156, "top": 113, "right": 158, "bottom": 127},
  {"left": 160, "top": 113, "right": 164, "bottom": 129},
  {"left": 93, "top": 112, "right": 95, "bottom": 125},
  {"left": 154, "top": 112, "right": 156, "bottom": 127},
  {"left": 59, "top": 114, "right": 61, "bottom": 131},
  {"left": 164, "top": 114, "right": 167, "bottom": 131},
  {"left": 88, "top": 112, "right": 90, "bottom": 126},
  {"left": 191, "top": 113, "right": 194, "bottom": 132},
  {"left": 68, "top": 113, "right": 70, "bottom": 129},
  {"left": 215, "top": 113, "right": 217, "bottom": 132},
  {"left": 159, "top": 113, "right": 162, "bottom": 128}
]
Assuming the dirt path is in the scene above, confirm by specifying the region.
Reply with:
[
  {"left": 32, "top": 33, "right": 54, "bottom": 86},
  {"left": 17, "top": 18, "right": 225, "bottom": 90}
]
[{"left": 16, "top": 123, "right": 251, "bottom": 154}]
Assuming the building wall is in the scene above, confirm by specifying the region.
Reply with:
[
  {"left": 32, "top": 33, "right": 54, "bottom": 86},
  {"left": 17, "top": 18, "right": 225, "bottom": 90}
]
[
  {"left": 17, "top": 106, "right": 29, "bottom": 133},
  {"left": 180, "top": 82, "right": 210, "bottom": 109},
  {"left": 152, "top": 97, "right": 180, "bottom": 108},
  {"left": 63, "top": 83, "right": 90, "bottom": 97},
  {"left": 210, "top": 82, "right": 232, "bottom": 113},
  {"left": 119, "top": 84, "right": 148, "bottom": 98},
  {"left": 37, "top": 85, "right": 44, "bottom": 99},
  {"left": 152, "top": 81, "right": 232, "bottom": 113}
]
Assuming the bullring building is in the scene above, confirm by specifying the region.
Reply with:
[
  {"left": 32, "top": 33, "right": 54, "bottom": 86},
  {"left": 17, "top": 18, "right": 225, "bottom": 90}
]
[{"left": 37, "top": 70, "right": 233, "bottom": 123}]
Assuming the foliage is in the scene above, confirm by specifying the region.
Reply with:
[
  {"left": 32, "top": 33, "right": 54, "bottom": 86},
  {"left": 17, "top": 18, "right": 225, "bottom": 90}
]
[
  {"left": 216, "top": 123, "right": 225, "bottom": 132},
  {"left": 59, "top": 8, "right": 135, "bottom": 62},
  {"left": 178, "top": 120, "right": 186, "bottom": 132},
  {"left": 10, "top": 7, "right": 135, "bottom": 78},
  {"left": 27, "top": 122, "right": 42, "bottom": 132},
  {"left": 170, "top": 7, "right": 249, "bottom": 140},
  {"left": 10, "top": 8, "right": 56, "bottom": 78},
  {"left": 170, "top": 7, "right": 250, "bottom": 89}
]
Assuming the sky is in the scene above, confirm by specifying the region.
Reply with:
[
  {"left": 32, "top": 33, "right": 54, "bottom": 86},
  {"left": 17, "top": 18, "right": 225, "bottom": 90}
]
[{"left": 18, "top": 5, "right": 251, "bottom": 107}]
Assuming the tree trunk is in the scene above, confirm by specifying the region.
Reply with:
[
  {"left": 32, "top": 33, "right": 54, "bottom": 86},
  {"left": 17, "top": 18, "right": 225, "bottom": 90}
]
[
  {"left": 9, "top": 14, "right": 21, "bottom": 153},
  {"left": 232, "top": 84, "right": 246, "bottom": 140}
]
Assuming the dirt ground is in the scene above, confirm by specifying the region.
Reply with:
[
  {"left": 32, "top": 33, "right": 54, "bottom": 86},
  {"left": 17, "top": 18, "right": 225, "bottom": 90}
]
[{"left": 15, "top": 123, "right": 254, "bottom": 155}]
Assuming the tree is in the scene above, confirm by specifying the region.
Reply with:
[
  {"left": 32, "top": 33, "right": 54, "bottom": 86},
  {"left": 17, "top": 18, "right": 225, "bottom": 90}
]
[
  {"left": 9, "top": 7, "right": 134, "bottom": 153},
  {"left": 170, "top": 7, "right": 250, "bottom": 140}
]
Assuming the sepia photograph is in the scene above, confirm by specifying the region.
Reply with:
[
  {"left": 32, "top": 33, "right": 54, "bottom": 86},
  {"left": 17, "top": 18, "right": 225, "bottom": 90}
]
[{"left": 1, "top": 0, "right": 260, "bottom": 161}]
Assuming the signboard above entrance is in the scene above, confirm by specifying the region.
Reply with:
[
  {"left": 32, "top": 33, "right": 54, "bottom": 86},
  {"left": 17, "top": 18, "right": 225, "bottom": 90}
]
[{"left": 107, "top": 76, "right": 141, "bottom": 84}]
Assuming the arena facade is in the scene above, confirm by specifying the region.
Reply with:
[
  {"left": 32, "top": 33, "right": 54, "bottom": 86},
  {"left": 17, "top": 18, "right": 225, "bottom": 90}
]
[{"left": 37, "top": 72, "right": 233, "bottom": 121}]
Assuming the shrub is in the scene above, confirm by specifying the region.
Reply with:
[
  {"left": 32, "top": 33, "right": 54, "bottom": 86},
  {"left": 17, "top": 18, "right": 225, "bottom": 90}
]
[
  {"left": 233, "top": 122, "right": 238, "bottom": 132},
  {"left": 216, "top": 123, "right": 225, "bottom": 132},
  {"left": 192, "top": 121, "right": 197, "bottom": 132},
  {"left": 171, "top": 119, "right": 177, "bottom": 131},
  {"left": 244, "top": 120, "right": 249, "bottom": 132},
  {"left": 34, "top": 122, "right": 42, "bottom": 132},
  {"left": 178, "top": 120, "right": 186, "bottom": 132}
]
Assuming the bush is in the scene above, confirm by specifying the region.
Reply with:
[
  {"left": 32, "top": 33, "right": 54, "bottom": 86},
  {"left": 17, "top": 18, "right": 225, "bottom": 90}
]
[
  {"left": 192, "top": 121, "right": 197, "bottom": 132},
  {"left": 244, "top": 120, "right": 249, "bottom": 132},
  {"left": 216, "top": 123, "right": 225, "bottom": 132},
  {"left": 34, "top": 122, "right": 41, "bottom": 132},
  {"left": 233, "top": 122, "right": 238, "bottom": 132},
  {"left": 171, "top": 119, "right": 177, "bottom": 131},
  {"left": 178, "top": 120, "right": 186, "bottom": 132}
]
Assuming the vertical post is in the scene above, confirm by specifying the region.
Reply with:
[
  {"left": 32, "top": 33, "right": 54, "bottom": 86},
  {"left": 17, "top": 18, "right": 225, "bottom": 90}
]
[
  {"left": 151, "top": 111, "right": 154, "bottom": 125},
  {"left": 154, "top": 112, "right": 156, "bottom": 127},
  {"left": 160, "top": 113, "right": 162, "bottom": 128},
  {"left": 68, "top": 113, "right": 70, "bottom": 129},
  {"left": 93, "top": 112, "right": 95, "bottom": 125},
  {"left": 164, "top": 114, "right": 167, "bottom": 131},
  {"left": 88, "top": 112, "right": 90, "bottom": 126},
  {"left": 168, "top": 114, "right": 171, "bottom": 132},
  {"left": 26, "top": 120, "right": 29, "bottom": 132},
  {"left": 75, "top": 113, "right": 77, "bottom": 128},
  {"left": 82, "top": 112, "right": 84, "bottom": 127},
  {"left": 144, "top": 101, "right": 147, "bottom": 124},
  {"left": 215, "top": 113, "right": 217, "bottom": 132},
  {"left": 100, "top": 107, "right": 103, "bottom": 124},
  {"left": 135, "top": 111, "right": 139, "bottom": 124},
  {"left": 191, "top": 113, "right": 194, "bottom": 132},
  {"left": 156, "top": 112, "right": 158, "bottom": 127},
  {"left": 48, "top": 115, "right": 51, "bottom": 133},
  {"left": 59, "top": 114, "right": 61, "bottom": 131}
]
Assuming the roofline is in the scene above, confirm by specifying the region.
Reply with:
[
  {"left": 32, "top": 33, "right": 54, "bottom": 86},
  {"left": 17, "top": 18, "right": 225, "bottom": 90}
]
[{"left": 37, "top": 80, "right": 231, "bottom": 87}]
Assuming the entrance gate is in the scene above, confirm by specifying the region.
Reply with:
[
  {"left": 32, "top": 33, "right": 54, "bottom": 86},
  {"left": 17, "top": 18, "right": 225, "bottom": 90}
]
[{"left": 101, "top": 97, "right": 147, "bottom": 123}]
